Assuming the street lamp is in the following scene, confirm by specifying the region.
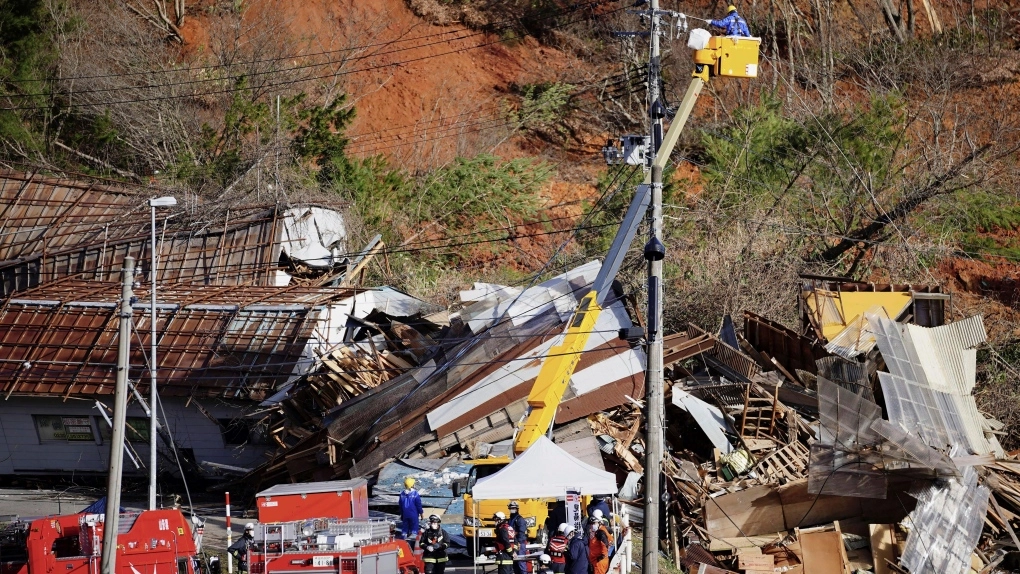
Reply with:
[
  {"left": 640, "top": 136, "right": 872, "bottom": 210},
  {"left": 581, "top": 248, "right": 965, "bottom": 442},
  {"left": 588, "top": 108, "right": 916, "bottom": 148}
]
[{"left": 147, "top": 196, "right": 176, "bottom": 510}]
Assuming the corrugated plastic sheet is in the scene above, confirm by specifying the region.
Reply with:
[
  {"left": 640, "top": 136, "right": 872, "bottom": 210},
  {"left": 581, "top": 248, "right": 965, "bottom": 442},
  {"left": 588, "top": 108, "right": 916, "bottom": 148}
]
[
  {"left": 900, "top": 466, "right": 989, "bottom": 574},
  {"left": 808, "top": 378, "right": 886, "bottom": 499},
  {"left": 815, "top": 356, "right": 873, "bottom": 402},
  {"left": 872, "top": 314, "right": 1000, "bottom": 456},
  {"left": 824, "top": 305, "right": 889, "bottom": 359},
  {"left": 870, "top": 418, "right": 957, "bottom": 475}
]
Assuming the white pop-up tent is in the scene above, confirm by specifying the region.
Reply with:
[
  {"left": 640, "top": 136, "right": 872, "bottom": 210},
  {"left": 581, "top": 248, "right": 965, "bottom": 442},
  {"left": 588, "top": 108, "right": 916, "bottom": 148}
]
[{"left": 471, "top": 435, "right": 618, "bottom": 500}]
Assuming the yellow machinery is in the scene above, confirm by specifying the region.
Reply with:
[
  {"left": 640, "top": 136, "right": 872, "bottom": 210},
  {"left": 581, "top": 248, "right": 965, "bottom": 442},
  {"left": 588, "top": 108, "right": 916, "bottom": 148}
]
[
  {"left": 460, "top": 29, "right": 760, "bottom": 549},
  {"left": 692, "top": 36, "right": 761, "bottom": 82}
]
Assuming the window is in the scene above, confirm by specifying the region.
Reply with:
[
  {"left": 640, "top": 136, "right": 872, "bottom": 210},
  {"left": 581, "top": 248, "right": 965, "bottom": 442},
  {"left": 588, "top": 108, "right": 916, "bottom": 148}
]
[
  {"left": 218, "top": 418, "right": 268, "bottom": 446},
  {"left": 34, "top": 416, "right": 96, "bottom": 442},
  {"left": 95, "top": 416, "right": 151, "bottom": 443}
]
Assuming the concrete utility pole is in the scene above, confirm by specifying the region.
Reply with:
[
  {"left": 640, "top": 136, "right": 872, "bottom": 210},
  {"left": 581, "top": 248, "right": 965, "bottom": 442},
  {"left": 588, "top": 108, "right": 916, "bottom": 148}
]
[
  {"left": 643, "top": 0, "right": 665, "bottom": 573},
  {"left": 101, "top": 256, "right": 134, "bottom": 574}
]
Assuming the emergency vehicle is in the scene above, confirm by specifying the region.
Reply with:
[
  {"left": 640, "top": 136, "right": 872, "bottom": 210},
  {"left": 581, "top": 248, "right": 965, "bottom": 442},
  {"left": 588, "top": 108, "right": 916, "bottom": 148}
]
[
  {"left": 241, "top": 480, "right": 424, "bottom": 574},
  {"left": 0, "top": 509, "right": 207, "bottom": 574}
]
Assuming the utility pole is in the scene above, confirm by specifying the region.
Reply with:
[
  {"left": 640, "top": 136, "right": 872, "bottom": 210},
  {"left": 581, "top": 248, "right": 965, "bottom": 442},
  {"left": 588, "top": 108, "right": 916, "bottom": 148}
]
[
  {"left": 101, "top": 256, "right": 134, "bottom": 574},
  {"left": 148, "top": 196, "right": 176, "bottom": 510},
  {"left": 643, "top": 1, "right": 665, "bottom": 573}
]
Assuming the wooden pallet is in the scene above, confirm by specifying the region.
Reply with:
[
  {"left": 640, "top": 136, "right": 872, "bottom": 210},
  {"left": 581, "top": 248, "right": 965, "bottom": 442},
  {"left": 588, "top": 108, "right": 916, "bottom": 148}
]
[{"left": 752, "top": 440, "right": 810, "bottom": 482}]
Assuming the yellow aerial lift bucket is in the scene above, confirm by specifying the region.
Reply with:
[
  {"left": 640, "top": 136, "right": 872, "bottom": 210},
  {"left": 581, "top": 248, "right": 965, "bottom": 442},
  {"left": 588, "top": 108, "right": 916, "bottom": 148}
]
[{"left": 690, "top": 33, "right": 761, "bottom": 82}]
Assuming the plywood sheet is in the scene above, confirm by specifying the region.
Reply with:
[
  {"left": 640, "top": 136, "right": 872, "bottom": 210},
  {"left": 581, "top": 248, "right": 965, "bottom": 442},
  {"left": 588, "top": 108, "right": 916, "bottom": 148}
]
[
  {"left": 778, "top": 479, "right": 862, "bottom": 529},
  {"left": 800, "top": 530, "right": 848, "bottom": 574},
  {"left": 704, "top": 485, "right": 785, "bottom": 539}
]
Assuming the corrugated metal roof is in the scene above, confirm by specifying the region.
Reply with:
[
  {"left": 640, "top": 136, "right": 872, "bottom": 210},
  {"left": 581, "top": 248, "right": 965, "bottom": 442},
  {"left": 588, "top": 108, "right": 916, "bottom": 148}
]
[
  {"left": 742, "top": 311, "right": 828, "bottom": 375},
  {"left": 0, "top": 282, "right": 358, "bottom": 398},
  {"left": 0, "top": 172, "right": 351, "bottom": 295},
  {"left": 258, "top": 478, "right": 368, "bottom": 497}
]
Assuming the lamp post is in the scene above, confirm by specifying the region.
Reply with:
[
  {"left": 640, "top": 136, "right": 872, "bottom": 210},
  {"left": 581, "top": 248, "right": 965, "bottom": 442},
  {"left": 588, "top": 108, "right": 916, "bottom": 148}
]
[{"left": 147, "top": 196, "right": 176, "bottom": 510}]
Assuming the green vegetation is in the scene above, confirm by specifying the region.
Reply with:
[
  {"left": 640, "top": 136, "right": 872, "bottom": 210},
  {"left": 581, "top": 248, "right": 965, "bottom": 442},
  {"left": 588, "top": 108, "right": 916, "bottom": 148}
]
[{"left": 0, "top": 0, "right": 62, "bottom": 158}]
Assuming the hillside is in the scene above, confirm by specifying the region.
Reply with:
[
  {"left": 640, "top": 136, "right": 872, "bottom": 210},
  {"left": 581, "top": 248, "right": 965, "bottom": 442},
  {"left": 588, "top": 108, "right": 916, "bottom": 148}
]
[{"left": 1, "top": 0, "right": 1020, "bottom": 420}]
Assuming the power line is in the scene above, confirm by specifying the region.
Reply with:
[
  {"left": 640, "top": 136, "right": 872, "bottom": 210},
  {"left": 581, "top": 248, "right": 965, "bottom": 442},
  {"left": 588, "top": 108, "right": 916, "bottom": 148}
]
[
  {"left": 2, "top": 0, "right": 609, "bottom": 87},
  {"left": 0, "top": 4, "right": 623, "bottom": 111}
]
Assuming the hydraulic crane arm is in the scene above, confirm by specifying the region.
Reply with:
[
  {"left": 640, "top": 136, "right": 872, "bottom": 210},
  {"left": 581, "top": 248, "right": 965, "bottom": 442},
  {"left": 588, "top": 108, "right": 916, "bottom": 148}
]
[{"left": 512, "top": 78, "right": 705, "bottom": 455}]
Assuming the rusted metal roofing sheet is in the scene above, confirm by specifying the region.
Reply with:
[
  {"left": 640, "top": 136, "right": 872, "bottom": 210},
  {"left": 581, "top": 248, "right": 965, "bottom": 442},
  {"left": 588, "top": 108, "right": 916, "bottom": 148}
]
[
  {"left": 0, "top": 171, "right": 350, "bottom": 295},
  {"left": 743, "top": 311, "right": 828, "bottom": 374},
  {"left": 0, "top": 171, "right": 147, "bottom": 261},
  {"left": 0, "top": 281, "right": 357, "bottom": 399}
]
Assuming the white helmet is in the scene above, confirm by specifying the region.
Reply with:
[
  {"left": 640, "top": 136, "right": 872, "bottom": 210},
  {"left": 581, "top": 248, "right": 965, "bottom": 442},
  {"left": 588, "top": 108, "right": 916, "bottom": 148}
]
[
  {"left": 494, "top": 511, "right": 507, "bottom": 521},
  {"left": 244, "top": 523, "right": 255, "bottom": 531},
  {"left": 565, "top": 525, "right": 576, "bottom": 536},
  {"left": 557, "top": 523, "right": 569, "bottom": 534},
  {"left": 540, "top": 554, "right": 551, "bottom": 564},
  {"left": 592, "top": 509, "right": 604, "bottom": 520}
]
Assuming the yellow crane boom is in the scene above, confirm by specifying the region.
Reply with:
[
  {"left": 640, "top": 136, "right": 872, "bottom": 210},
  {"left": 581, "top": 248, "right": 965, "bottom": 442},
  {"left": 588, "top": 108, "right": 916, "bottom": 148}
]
[{"left": 512, "top": 35, "right": 761, "bottom": 455}]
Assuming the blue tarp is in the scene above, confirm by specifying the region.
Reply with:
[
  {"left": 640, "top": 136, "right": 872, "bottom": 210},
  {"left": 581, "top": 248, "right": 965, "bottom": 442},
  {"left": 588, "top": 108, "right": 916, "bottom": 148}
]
[
  {"left": 372, "top": 458, "right": 469, "bottom": 537},
  {"left": 79, "top": 497, "right": 125, "bottom": 514}
]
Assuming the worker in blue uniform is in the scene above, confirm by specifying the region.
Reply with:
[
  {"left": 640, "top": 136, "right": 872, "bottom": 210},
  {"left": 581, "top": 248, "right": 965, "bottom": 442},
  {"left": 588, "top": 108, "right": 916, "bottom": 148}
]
[
  {"left": 507, "top": 501, "right": 529, "bottom": 574},
  {"left": 564, "top": 525, "right": 588, "bottom": 574},
  {"left": 399, "top": 477, "right": 424, "bottom": 547},
  {"left": 710, "top": 5, "right": 751, "bottom": 36}
]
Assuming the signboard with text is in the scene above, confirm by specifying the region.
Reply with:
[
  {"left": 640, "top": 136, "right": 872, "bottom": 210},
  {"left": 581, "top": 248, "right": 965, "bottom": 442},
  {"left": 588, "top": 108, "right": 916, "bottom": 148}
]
[{"left": 565, "top": 489, "right": 582, "bottom": 537}]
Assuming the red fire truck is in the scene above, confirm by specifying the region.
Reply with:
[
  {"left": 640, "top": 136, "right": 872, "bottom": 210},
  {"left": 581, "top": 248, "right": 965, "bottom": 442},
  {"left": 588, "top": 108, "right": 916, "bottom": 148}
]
[
  {"left": 244, "top": 480, "right": 423, "bottom": 574},
  {"left": 0, "top": 509, "right": 206, "bottom": 574}
]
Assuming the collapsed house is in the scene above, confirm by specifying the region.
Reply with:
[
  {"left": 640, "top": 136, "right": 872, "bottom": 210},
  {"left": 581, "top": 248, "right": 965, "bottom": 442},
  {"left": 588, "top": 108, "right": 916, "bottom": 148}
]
[
  {"left": 645, "top": 280, "right": 1019, "bottom": 574},
  {"left": 0, "top": 171, "right": 391, "bottom": 480},
  {"left": 244, "top": 260, "right": 646, "bottom": 488}
]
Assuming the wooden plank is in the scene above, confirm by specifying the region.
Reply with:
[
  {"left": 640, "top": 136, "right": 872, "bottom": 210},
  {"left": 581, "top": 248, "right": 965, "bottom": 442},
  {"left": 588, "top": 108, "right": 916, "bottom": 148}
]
[
  {"left": 778, "top": 479, "right": 862, "bottom": 530},
  {"left": 737, "top": 553, "right": 774, "bottom": 570},
  {"left": 703, "top": 484, "right": 785, "bottom": 539},
  {"left": 869, "top": 524, "right": 897, "bottom": 574}
]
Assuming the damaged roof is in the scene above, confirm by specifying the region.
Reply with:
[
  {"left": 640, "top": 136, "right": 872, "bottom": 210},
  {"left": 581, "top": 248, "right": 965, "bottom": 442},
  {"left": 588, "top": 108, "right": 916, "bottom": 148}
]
[
  {"left": 0, "top": 171, "right": 350, "bottom": 295},
  {"left": 0, "top": 280, "right": 359, "bottom": 399}
]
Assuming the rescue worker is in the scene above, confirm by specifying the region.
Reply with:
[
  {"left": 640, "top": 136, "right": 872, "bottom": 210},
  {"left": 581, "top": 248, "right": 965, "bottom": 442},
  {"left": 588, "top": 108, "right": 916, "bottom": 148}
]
[
  {"left": 228, "top": 523, "right": 256, "bottom": 574},
  {"left": 399, "top": 477, "right": 424, "bottom": 547},
  {"left": 589, "top": 510, "right": 614, "bottom": 557},
  {"left": 564, "top": 525, "right": 588, "bottom": 574},
  {"left": 586, "top": 496, "right": 611, "bottom": 523},
  {"left": 545, "top": 523, "right": 570, "bottom": 573},
  {"left": 507, "top": 501, "right": 529, "bottom": 574},
  {"left": 709, "top": 5, "right": 751, "bottom": 36},
  {"left": 494, "top": 511, "right": 517, "bottom": 574},
  {"left": 419, "top": 515, "right": 450, "bottom": 574},
  {"left": 536, "top": 554, "right": 555, "bottom": 574},
  {"left": 586, "top": 515, "right": 613, "bottom": 574}
]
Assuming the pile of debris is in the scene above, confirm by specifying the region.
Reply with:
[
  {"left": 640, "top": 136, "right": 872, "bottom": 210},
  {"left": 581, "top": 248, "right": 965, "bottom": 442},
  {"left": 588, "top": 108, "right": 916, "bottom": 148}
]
[
  {"left": 641, "top": 279, "right": 1020, "bottom": 574},
  {"left": 241, "top": 260, "right": 645, "bottom": 488},
  {"left": 231, "top": 264, "right": 1020, "bottom": 573}
]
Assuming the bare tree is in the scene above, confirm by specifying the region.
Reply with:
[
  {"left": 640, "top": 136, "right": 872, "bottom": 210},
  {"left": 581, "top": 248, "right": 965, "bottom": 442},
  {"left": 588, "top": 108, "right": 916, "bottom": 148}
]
[{"left": 122, "top": 0, "right": 186, "bottom": 43}]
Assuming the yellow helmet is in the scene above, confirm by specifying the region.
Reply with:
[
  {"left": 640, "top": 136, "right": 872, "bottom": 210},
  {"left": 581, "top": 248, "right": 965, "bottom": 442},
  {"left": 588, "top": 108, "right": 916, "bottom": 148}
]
[
  {"left": 727, "top": 4, "right": 737, "bottom": 12},
  {"left": 404, "top": 477, "right": 415, "bottom": 488}
]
